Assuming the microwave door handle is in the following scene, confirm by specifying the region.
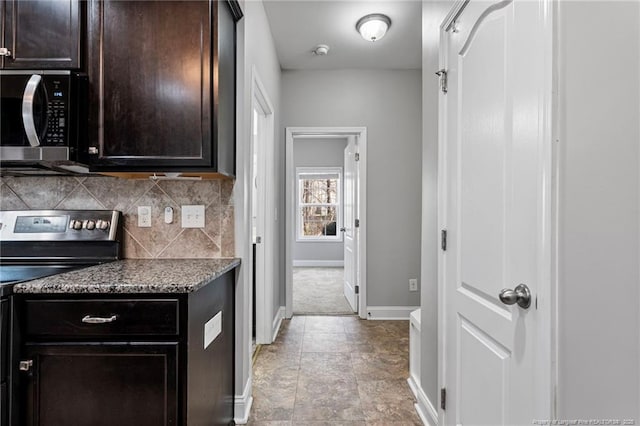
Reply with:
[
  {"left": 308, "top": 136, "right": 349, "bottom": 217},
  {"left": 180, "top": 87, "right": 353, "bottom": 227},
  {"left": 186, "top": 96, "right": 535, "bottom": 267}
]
[{"left": 22, "top": 74, "right": 43, "bottom": 147}]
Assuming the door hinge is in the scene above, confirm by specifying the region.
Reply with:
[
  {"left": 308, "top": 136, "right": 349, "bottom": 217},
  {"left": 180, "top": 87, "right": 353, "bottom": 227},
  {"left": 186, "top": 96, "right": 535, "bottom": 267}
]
[
  {"left": 355, "top": 285, "right": 360, "bottom": 295},
  {"left": 441, "top": 387, "right": 446, "bottom": 410},
  {"left": 355, "top": 219, "right": 360, "bottom": 228},
  {"left": 19, "top": 360, "right": 33, "bottom": 372},
  {"left": 435, "top": 69, "right": 448, "bottom": 94},
  {"left": 355, "top": 152, "right": 360, "bottom": 161},
  {"left": 441, "top": 229, "right": 447, "bottom": 251}
]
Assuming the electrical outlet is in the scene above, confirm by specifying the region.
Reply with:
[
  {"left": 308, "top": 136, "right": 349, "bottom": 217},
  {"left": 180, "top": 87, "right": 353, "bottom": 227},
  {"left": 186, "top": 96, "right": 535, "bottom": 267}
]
[
  {"left": 409, "top": 278, "right": 418, "bottom": 292},
  {"left": 181, "top": 205, "right": 205, "bottom": 228},
  {"left": 137, "top": 206, "right": 152, "bottom": 228}
]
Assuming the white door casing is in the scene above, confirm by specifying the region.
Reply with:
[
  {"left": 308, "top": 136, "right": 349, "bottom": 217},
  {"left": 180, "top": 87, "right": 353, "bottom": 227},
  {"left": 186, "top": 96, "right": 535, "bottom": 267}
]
[
  {"left": 251, "top": 69, "right": 276, "bottom": 345},
  {"left": 286, "top": 127, "right": 368, "bottom": 319},
  {"left": 440, "top": 1, "right": 552, "bottom": 424},
  {"left": 343, "top": 135, "right": 358, "bottom": 312}
]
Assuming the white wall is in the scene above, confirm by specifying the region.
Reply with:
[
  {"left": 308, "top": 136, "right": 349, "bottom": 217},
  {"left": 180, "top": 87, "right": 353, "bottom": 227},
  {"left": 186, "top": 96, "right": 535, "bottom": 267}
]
[
  {"left": 234, "top": 0, "right": 282, "bottom": 419},
  {"left": 282, "top": 69, "right": 422, "bottom": 308},
  {"left": 293, "top": 138, "right": 347, "bottom": 264},
  {"left": 420, "top": 1, "right": 451, "bottom": 421},
  {"left": 556, "top": 1, "right": 640, "bottom": 419}
]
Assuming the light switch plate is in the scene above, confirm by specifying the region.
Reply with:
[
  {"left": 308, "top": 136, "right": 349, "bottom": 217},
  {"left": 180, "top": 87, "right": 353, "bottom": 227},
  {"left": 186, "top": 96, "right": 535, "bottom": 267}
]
[{"left": 181, "top": 205, "right": 205, "bottom": 228}]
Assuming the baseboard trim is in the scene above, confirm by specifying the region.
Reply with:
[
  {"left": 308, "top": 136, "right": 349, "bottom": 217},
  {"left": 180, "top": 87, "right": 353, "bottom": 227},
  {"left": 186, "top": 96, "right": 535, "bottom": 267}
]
[
  {"left": 366, "top": 306, "right": 420, "bottom": 320},
  {"left": 293, "top": 260, "right": 344, "bottom": 267},
  {"left": 408, "top": 377, "right": 438, "bottom": 426},
  {"left": 272, "top": 306, "right": 285, "bottom": 342},
  {"left": 234, "top": 376, "right": 253, "bottom": 424}
]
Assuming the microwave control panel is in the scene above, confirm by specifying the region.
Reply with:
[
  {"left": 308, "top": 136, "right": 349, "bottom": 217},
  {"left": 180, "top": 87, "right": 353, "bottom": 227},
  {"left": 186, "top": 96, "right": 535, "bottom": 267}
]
[{"left": 44, "top": 77, "right": 69, "bottom": 146}]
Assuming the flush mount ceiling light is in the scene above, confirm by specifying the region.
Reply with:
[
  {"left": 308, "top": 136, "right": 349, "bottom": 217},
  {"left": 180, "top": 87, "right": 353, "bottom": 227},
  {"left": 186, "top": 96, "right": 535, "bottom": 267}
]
[{"left": 356, "top": 13, "right": 391, "bottom": 42}]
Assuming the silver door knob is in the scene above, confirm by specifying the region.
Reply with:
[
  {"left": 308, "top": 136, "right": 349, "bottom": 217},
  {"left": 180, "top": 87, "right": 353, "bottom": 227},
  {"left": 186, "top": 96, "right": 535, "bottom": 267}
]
[{"left": 498, "top": 284, "right": 531, "bottom": 309}]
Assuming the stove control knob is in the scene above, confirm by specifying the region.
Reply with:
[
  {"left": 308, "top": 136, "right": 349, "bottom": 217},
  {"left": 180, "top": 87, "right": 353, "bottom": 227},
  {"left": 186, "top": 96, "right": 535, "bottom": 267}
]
[
  {"left": 96, "top": 220, "right": 110, "bottom": 231},
  {"left": 86, "top": 220, "right": 96, "bottom": 230},
  {"left": 69, "top": 219, "right": 77, "bottom": 229},
  {"left": 72, "top": 220, "right": 83, "bottom": 230}
]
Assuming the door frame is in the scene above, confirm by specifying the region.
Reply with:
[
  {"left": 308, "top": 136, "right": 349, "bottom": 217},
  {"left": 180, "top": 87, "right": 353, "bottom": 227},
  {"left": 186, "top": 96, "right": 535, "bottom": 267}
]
[
  {"left": 437, "top": 0, "right": 554, "bottom": 422},
  {"left": 251, "top": 67, "right": 276, "bottom": 344},
  {"left": 285, "top": 127, "right": 368, "bottom": 319}
]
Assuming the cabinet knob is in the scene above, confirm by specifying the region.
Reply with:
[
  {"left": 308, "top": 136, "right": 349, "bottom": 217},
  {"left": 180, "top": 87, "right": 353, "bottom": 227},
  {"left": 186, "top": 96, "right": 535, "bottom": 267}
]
[
  {"left": 88, "top": 147, "right": 99, "bottom": 155},
  {"left": 0, "top": 47, "right": 12, "bottom": 57}
]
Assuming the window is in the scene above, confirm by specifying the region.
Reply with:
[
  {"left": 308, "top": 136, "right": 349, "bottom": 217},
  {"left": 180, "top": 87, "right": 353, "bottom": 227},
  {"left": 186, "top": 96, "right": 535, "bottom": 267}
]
[{"left": 296, "top": 167, "right": 342, "bottom": 241}]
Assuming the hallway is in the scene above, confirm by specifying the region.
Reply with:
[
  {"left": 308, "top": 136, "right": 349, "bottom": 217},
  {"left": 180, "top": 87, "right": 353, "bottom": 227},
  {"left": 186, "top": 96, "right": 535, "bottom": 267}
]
[{"left": 248, "top": 316, "right": 422, "bottom": 425}]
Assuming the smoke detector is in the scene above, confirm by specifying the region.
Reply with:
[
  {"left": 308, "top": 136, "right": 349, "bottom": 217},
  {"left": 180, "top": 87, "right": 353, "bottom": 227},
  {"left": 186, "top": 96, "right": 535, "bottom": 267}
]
[{"left": 312, "top": 44, "right": 330, "bottom": 56}]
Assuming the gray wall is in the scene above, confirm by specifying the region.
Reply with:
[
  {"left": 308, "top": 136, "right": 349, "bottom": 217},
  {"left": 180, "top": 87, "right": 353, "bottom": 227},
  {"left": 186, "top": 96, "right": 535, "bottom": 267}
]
[
  {"left": 293, "top": 138, "right": 347, "bottom": 263},
  {"left": 235, "top": 0, "right": 282, "bottom": 407},
  {"left": 420, "top": 0, "right": 450, "bottom": 416},
  {"left": 282, "top": 69, "right": 422, "bottom": 307},
  {"left": 557, "top": 1, "right": 639, "bottom": 419}
]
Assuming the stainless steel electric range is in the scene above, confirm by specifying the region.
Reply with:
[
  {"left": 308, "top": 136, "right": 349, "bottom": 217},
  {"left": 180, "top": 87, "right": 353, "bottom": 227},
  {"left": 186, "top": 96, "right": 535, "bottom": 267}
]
[{"left": 0, "top": 209, "right": 122, "bottom": 426}]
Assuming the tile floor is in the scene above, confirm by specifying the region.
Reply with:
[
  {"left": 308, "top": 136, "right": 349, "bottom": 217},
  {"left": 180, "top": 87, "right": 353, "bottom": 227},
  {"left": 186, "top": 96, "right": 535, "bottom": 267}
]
[{"left": 248, "top": 315, "right": 422, "bottom": 425}]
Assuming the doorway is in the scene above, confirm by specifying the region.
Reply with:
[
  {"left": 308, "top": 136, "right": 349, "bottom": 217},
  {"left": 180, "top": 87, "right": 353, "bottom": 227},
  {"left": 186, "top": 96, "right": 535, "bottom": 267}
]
[
  {"left": 285, "top": 127, "right": 367, "bottom": 319},
  {"left": 251, "top": 70, "right": 276, "bottom": 345}
]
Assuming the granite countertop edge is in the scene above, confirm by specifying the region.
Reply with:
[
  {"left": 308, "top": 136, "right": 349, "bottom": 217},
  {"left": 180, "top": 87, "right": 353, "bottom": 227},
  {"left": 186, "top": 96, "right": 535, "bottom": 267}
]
[{"left": 13, "top": 258, "right": 241, "bottom": 295}]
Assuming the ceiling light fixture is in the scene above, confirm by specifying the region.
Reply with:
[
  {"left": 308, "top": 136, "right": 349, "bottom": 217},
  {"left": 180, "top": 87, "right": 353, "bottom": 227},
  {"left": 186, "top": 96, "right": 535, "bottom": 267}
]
[{"left": 356, "top": 13, "right": 391, "bottom": 42}]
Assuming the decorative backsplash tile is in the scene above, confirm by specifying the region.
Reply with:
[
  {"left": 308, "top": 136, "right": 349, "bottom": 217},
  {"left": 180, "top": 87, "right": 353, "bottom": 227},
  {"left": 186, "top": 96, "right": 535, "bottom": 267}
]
[{"left": 0, "top": 176, "right": 234, "bottom": 259}]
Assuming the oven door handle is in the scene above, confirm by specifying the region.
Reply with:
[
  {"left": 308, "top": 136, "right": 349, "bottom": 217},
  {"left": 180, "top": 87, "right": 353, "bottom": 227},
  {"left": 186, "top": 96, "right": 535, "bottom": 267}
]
[
  {"left": 82, "top": 314, "right": 118, "bottom": 324},
  {"left": 22, "top": 74, "right": 44, "bottom": 147}
]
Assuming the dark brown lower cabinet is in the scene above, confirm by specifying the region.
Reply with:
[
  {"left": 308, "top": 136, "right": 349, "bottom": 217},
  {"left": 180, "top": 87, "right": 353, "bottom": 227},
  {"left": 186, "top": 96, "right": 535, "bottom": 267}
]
[
  {"left": 22, "top": 344, "right": 178, "bottom": 426},
  {"left": 12, "top": 270, "right": 235, "bottom": 426}
]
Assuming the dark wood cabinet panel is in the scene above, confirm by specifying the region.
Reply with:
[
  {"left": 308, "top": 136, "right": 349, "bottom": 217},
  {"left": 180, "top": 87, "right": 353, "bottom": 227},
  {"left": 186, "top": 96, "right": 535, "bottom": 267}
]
[
  {"left": 85, "top": 0, "right": 242, "bottom": 174},
  {"left": 21, "top": 344, "right": 178, "bottom": 426},
  {"left": 2, "top": 0, "right": 81, "bottom": 69},
  {"left": 12, "top": 270, "right": 237, "bottom": 426}
]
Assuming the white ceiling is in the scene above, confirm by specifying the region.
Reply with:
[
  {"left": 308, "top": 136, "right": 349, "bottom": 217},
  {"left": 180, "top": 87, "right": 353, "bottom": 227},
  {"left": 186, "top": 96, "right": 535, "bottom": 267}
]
[{"left": 262, "top": 1, "right": 422, "bottom": 70}]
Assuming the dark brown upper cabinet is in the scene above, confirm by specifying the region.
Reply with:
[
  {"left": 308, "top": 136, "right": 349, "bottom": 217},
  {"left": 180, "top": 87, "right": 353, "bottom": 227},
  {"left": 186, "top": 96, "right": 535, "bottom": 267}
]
[
  {"left": 84, "top": 0, "right": 242, "bottom": 176},
  {"left": 1, "top": 0, "right": 81, "bottom": 69}
]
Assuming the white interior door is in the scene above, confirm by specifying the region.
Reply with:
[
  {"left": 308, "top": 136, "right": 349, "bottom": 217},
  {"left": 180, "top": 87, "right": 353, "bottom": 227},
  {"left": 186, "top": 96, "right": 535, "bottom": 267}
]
[
  {"left": 343, "top": 136, "right": 358, "bottom": 312},
  {"left": 442, "top": 1, "right": 549, "bottom": 424}
]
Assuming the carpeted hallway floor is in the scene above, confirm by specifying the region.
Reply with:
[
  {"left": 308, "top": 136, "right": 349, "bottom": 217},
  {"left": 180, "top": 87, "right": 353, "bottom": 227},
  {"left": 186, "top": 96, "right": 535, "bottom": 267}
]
[{"left": 293, "top": 267, "right": 354, "bottom": 315}]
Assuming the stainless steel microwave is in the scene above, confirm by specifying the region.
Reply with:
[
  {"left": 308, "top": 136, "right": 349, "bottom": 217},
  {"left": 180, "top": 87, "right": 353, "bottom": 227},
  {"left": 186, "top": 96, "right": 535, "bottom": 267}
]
[{"left": 0, "top": 71, "right": 88, "bottom": 175}]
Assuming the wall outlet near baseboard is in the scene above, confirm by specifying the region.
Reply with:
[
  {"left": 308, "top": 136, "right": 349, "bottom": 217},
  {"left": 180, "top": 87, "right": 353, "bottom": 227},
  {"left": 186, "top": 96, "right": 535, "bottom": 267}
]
[{"left": 409, "top": 278, "right": 418, "bottom": 292}]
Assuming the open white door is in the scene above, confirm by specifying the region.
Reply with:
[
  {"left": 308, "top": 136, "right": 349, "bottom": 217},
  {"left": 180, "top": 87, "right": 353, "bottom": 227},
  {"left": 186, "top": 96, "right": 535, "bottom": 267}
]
[
  {"left": 343, "top": 136, "right": 358, "bottom": 313},
  {"left": 441, "top": 0, "right": 551, "bottom": 424}
]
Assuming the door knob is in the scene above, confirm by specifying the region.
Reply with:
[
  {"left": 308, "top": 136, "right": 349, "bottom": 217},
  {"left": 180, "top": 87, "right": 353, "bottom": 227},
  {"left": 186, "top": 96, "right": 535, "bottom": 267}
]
[
  {"left": 498, "top": 284, "right": 531, "bottom": 309},
  {"left": 340, "top": 227, "right": 346, "bottom": 232}
]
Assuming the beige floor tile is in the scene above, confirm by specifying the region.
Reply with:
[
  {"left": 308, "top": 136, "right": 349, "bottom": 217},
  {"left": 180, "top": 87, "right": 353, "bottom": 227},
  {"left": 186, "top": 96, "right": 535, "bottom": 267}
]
[{"left": 249, "top": 315, "right": 417, "bottom": 424}]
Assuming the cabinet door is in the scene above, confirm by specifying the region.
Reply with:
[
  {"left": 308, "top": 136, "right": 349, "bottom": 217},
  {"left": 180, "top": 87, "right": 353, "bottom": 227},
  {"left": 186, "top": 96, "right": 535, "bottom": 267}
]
[
  {"left": 19, "top": 343, "right": 178, "bottom": 426},
  {"left": 86, "top": 0, "right": 213, "bottom": 170},
  {"left": 3, "top": 0, "right": 81, "bottom": 69}
]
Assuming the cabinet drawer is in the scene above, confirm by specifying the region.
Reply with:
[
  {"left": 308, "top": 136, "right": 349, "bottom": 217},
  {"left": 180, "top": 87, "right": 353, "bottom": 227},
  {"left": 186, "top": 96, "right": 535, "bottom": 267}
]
[{"left": 24, "top": 299, "right": 179, "bottom": 338}]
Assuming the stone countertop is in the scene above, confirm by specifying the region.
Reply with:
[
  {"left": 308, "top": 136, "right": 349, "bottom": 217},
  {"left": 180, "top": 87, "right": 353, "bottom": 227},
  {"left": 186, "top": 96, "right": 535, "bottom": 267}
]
[{"left": 13, "top": 258, "right": 240, "bottom": 294}]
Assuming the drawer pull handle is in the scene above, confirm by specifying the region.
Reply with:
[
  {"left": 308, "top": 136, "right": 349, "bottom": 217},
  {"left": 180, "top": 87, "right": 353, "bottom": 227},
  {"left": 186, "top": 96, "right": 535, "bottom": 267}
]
[{"left": 82, "top": 315, "right": 118, "bottom": 324}]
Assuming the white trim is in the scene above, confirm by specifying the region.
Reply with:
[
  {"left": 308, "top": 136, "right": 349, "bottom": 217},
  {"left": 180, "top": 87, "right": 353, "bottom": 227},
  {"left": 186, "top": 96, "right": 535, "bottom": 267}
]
[
  {"left": 233, "top": 376, "right": 253, "bottom": 424},
  {"left": 293, "top": 260, "right": 344, "bottom": 268},
  {"left": 271, "top": 306, "right": 285, "bottom": 342},
  {"left": 408, "top": 377, "right": 439, "bottom": 426},
  {"left": 366, "top": 306, "right": 419, "bottom": 320},
  {"left": 286, "top": 127, "right": 368, "bottom": 319},
  {"left": 251, "top": 67, "right": 277, "bottom": 345}
]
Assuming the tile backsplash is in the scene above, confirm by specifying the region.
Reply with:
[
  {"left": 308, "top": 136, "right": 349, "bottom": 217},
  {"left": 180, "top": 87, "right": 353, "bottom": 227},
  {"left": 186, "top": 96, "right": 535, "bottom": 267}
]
[{"left": 0, "top": 176, "right": 234, "bottom": 259}]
